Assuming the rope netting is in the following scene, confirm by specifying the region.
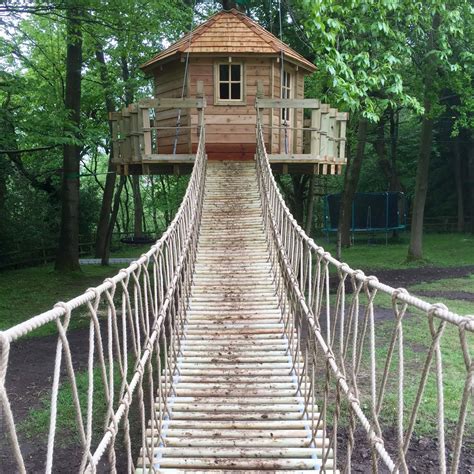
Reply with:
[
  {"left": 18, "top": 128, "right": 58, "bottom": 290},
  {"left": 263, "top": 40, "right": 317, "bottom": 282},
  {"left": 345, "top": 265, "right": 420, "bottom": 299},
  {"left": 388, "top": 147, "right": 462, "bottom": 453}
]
[
  {"left": 0, "top": 125, "right": 206, "bottom": 473},
  {"left": 255, "top": 115, "right": 473, "bottom": 473}
]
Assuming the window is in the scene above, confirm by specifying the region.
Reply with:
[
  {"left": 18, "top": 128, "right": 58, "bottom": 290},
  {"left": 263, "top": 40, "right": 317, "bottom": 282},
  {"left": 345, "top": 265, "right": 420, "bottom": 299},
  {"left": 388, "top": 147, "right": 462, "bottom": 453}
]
[
  {"left": 217, "top": 63, "right": 243, "bottom": 102},
  {"left": 281, "top": 70, "right": 292, "bottom": 121}
]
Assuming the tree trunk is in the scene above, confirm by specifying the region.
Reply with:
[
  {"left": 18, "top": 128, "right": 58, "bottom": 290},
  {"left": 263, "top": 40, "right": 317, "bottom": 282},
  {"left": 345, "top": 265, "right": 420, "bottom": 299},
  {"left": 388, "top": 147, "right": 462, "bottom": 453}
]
[
  {"left": 454, "top": 135, "right": 464, "bottom": 232},
  {"left": 123, "top": 177, "right": 131, "bottom": 233},
  {"left": 102, "top": 176, "right": 126, "bottom": 265},
  {"left": 290, "top": 175, "right": 308, "bottom": 225},
  {"left": 305, "top": 173, "right": 316, "bottom": 235},
  {"left": 408, "top": 13, "right": 440, "bottom": 261},
  {"left": 337, "top": 118, "right": 368, "bottom": 255},
  {"left": 389, "top": 108, "right": 402, "bottom": 191},
  {"left": 94, "top": 46, "right": 117, "bottom": 260},
  {"left": 131, "top": 175, "right": 144, "bottom": 239},
  {"left": 120, "top": 55, "right": 143, "bottom": 240},
  {"left": 468, "top": 136, "right": 474, "bottom": 234},
  {"left": 55, "top": 3, "right": 82, "bottom": 272},
  {"left": 374, "top": 110, "right": 402, "bottom": 192}
]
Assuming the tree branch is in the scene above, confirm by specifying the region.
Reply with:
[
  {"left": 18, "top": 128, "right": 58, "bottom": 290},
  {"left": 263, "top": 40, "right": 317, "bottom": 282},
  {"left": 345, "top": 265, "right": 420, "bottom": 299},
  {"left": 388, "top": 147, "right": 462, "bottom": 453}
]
[{"left": 0, "top": 145, "right": 61, "bottom": 154}]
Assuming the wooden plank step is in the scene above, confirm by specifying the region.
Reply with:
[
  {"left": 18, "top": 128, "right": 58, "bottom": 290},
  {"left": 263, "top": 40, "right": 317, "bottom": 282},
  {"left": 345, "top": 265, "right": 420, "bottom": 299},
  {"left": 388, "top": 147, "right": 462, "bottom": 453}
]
[
  {"left": 168, "top": 401, "right": 304, "bottom": 411},
  {"left": 176, "top": 375, "right": 295, "bottom": 383},
  {"left": 172, "top": 383, "right": 297, "bottom": 392},
  {"left": 157, "top": 437, "right": 322, "bottom": 448},
  {"left": 165, "top": 412, "right": 309, "bottom": 421},
  {"left": 149, "top": 429, "right": 322, "bottom": 439},
  {"left": 172, "top": 389, "right": 297, "bottom": 397},
  {"left": 137, "top": 469, "right": 336, "bottom": 473},
  {"left": 138, "top": 457, "right": 326, "bottom": 469},
  {"left": 151, "top": 446, "right": 325, "bottom": 458},
  {"left": 158, "top": 396, "right": 306, "bottom": 405}
]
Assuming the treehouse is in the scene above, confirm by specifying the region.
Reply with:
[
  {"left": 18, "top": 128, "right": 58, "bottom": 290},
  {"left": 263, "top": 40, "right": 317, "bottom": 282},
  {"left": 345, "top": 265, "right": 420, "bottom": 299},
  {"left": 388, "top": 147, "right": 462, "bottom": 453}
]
[{"left": 111, "top": 9, "right": 348, "bottom": 175}]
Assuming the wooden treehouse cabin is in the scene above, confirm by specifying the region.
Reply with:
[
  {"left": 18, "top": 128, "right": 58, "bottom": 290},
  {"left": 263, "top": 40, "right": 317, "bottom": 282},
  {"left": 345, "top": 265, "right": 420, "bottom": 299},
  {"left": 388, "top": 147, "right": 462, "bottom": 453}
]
[{"left": 111, "top": 9, "right": 348, "bottom": 175}]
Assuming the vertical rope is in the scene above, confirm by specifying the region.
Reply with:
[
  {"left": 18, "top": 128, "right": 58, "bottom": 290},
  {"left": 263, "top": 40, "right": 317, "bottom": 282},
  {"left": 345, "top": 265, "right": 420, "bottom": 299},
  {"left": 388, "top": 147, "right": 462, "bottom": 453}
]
[
  {"left": 173, "top": 0, "right": 197, "bottom": 155},
  {"left": 253, "top": 113, "right": 472, "bottom": 473}
]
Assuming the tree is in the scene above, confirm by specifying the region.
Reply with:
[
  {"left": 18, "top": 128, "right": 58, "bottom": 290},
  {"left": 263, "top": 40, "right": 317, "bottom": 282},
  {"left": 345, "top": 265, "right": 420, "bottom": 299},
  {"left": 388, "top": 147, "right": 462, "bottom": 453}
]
[
  {"left": 408, "top": 1, "right": 473, "bottom": 259},
  {"left": 55, "top": 1, "right": 83, "bottom": 272},
  {"left": 300, "top": 0, "right": 421, "bottom": 254}
]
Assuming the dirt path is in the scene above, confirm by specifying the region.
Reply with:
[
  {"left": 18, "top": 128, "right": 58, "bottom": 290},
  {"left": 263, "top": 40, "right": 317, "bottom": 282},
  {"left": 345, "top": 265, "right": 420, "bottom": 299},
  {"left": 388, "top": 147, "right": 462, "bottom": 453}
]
[{"left": 365, "top": 265, "right": 474, "bottom": 288}]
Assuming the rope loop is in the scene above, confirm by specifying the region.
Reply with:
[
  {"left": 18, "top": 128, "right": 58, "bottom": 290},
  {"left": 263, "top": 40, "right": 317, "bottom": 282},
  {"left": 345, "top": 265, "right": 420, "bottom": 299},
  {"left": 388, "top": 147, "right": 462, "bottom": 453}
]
[
  {"left": 458, "top": 316, "right": 472, "bottom": 332},
  {"left": 339, "top": 262, "right": 351, "bottom": 277},
  {"left": 53, "top": 301, "right": 72, "bottom": 330},
  {"left": 428, "top": 302, "right": 448, "bottom": 319},
  {"left": 86, "top": 286, "right": 101, "bottom": 306},
  {"left": 104, "top": 277, "right": 116, "bottom": 292},
  {"left": 364, "top": 275, "right": 379, "bottom": 301}
]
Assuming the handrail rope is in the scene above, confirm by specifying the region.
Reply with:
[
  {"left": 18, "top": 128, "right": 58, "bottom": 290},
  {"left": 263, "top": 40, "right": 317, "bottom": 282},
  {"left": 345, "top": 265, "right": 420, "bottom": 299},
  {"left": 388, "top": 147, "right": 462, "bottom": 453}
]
[
  {"left": 254, "top": 114, "right": 472, "bottom": 473},
  {"left": 0, "top": 122, "right": 207, "bottom": 473},
  {"left": 255, "top": 116, "right": 473, "bottom": 332}
]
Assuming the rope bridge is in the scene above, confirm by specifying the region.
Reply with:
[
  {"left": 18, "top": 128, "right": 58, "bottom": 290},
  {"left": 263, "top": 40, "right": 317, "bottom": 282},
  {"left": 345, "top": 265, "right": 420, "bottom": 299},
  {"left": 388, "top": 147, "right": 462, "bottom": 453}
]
[{"left": 0, "top": 109, "right": 472, "bottom": 473}]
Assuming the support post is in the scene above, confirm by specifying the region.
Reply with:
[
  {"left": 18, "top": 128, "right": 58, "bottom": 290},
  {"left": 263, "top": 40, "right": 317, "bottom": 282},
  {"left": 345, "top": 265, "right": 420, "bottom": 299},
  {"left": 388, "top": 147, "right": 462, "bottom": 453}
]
[
  {"left": 319, "top": 104, "right": 330, "bottom": 158},
  {"left": 310, "top": 106, "right": 321, "bottom": 155}
]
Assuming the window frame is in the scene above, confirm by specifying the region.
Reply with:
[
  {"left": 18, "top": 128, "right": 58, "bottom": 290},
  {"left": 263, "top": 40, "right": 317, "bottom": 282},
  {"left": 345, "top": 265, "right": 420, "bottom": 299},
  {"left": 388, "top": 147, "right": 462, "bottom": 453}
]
[{"left": 214, "top": 61, "right": 246, "bottom": 105}]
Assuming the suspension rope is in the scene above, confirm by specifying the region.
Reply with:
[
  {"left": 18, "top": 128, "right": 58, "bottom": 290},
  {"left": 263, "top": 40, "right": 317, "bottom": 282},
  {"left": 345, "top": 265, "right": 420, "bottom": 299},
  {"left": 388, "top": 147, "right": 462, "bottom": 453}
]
[
  {"left": 277, "top": 0, "right": 289, "bottom": 153},
  {"left": 172, "top": 0, "right": 197, "bottom": 155},
  {"left": 254, "top": 113, "right": 473, "bottom": 473},
  {"left": 0, "top": 123, "right": 207, "bottom": 473}
]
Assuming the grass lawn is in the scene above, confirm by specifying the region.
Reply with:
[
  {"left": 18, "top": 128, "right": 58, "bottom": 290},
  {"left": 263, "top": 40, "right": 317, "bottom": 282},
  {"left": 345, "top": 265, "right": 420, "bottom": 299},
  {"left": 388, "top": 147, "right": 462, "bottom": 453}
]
[
  {"left": 109, "top": 243, "right": 151, "bottom": 258},
  {"left": 321, "top": 232, "right": 474, "bottom": 270},
  {"left": 0, "top": 264, "right": 122, "bottom": 337}
]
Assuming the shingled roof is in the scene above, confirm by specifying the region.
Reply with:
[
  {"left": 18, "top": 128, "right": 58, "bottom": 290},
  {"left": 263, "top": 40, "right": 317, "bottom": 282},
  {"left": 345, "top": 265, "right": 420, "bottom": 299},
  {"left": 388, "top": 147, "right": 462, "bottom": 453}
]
[{"left": 140, "top": 9, "right": 316, "bottom": 73}]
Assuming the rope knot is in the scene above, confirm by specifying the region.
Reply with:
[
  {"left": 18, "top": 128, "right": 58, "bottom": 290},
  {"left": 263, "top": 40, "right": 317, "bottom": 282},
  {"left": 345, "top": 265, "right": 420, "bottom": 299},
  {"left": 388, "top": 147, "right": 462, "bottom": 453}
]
[
  {"left": 391, "top": 287, "right": 408, "bottom": 303},
  {"left": 140, "top": 253, "right": 150, "bottom": 266},
  {"left": 353, "top": 269, "right": 366, "bottom": 284},
  {"left": 86, "top": 286, "right": 101, "bottom": 301},
  {"left": 54, "top": 301, "right": 72, "bottom": 329},
  {"left": 104, "top": 277, "right": 116, "bottom": 290},
  {"left": 427, "top": 302, "right": 448, "bottom": 318},
  {"left": 54, "top": 301, "right": 71, "bottom": 314},
  {"left": 106, "top": 424, "right": 118, "bottom": 439},
  {"left": 339, "top": 263, "right": 351, "bottom": 275},
  {"left": 459, "top": 317, "right": 473, "bottom": 332},
  {"left": 371, "top": 434, "right": 385, "bottom": 448},
  {"left": 348, "top": 394, "right": 360, "bottom": 405},
  {"left": 322, "top": 251, "right": 331, "bottom": 261}
]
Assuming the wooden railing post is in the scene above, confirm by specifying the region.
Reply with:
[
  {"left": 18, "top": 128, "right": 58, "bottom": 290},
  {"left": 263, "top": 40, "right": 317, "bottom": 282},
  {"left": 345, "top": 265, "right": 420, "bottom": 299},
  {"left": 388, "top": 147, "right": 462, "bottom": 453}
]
[
  {"left": 310, "top": 105, "right": 321, "bottom": 155},
  {"left": 129, "top": 103, "right": 141, "bottom": 162},
  {"left": 121, "top": 107, "right": 132, "bottom": 164},
  {"left": 337, "top": 112, "right": 349, "bottom": 165},
  {"left": 319, "top": 104, "right": 330, "bottom": 158},
  {"left": 139, "top": 106, "right": 152, "bottom": 156}
]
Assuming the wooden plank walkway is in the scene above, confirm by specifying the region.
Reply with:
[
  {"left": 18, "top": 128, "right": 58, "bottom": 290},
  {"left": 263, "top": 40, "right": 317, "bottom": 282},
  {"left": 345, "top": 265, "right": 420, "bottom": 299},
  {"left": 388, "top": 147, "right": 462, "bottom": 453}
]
[{"left": 137, "top": 161, "right": 333, "bottom": 472}]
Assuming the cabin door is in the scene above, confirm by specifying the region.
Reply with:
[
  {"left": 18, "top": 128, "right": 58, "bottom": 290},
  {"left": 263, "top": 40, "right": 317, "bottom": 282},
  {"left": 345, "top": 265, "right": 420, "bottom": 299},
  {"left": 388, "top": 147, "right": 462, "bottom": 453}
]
[{"left": 281, "top": 69, "right": 293, "bottom": 154}]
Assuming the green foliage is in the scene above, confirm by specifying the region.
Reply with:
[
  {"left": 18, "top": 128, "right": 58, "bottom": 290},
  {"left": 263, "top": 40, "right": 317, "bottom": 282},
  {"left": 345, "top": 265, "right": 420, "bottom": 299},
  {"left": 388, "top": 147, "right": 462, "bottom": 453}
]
[{"left": 0, "top": 0, "right": 193, "bottom": 260}]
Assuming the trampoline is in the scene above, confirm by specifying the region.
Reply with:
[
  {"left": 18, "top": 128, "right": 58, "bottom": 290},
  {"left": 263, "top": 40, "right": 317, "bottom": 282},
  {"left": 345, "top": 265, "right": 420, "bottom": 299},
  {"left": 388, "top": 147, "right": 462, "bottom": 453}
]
[{"left": 323, "top": 192, "right": 407, "bottom": 244}]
